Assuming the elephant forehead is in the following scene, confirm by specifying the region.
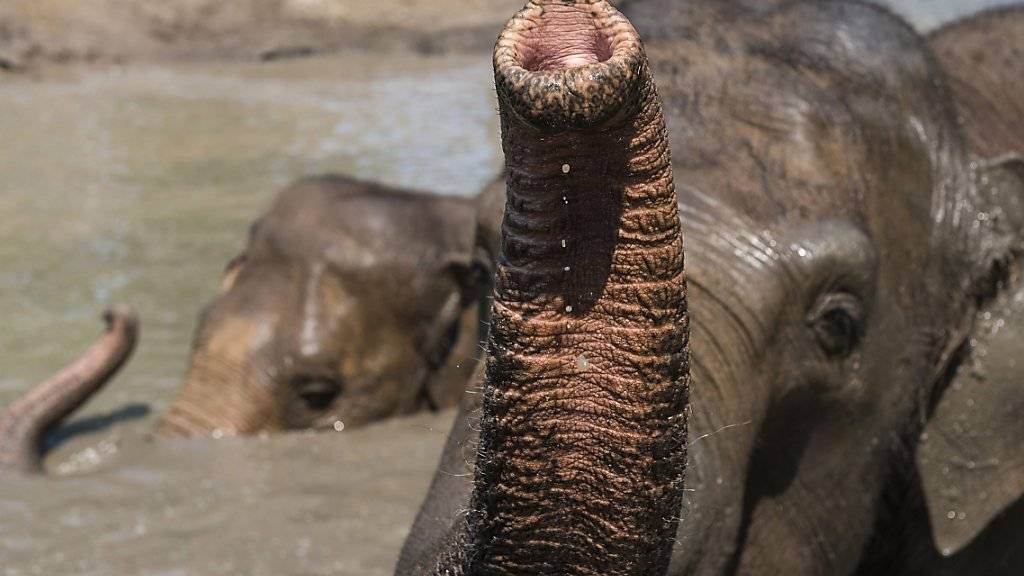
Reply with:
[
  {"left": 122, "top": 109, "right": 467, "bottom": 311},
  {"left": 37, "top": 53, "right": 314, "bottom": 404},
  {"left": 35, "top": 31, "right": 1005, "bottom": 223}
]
[
  {"left": 644, "top": 0, "right": 955, "bottom": 239},
  {"left": 261, "top": 177, "right": 476, "bottom": 256},
  {"left": 252, "top": 206, "right": 471, "bottom": 276},
  {"left": 202, "top": 316, "right": 274, "bottom": 358}
]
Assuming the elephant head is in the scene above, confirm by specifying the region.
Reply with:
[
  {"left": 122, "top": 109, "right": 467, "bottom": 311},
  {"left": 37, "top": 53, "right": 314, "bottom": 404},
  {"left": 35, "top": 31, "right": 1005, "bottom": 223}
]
[
  {"left": 399, "top": 1, "right": 1024, "bottom": 575},
  {"left": 0, "top": 306, "right": 138, "bottom": 475},
  {"left": 159, "top": 175, "right": 486, "bottom": 436}
]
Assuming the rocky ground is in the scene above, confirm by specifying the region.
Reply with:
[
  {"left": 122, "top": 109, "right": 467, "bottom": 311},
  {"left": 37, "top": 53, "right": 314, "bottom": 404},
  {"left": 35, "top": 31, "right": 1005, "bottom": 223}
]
[{"left": 0, "top": 0, "right": 524, "bottom": 71}]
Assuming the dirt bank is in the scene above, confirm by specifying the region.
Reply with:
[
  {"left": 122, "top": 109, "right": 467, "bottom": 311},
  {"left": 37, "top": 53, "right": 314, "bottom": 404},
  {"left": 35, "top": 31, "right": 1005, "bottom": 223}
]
[{"left": 0, "top": 0, "right": 524, "bottom": 71}]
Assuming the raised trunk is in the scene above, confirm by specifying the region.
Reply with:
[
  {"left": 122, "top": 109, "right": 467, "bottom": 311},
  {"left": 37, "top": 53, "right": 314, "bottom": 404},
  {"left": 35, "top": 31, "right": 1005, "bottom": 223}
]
[
  {"left": 0, "top": 305, "right": 138, "bottom": 475},
  {"left": 463, "top": 2, "right": 690, "bottom": 574}
]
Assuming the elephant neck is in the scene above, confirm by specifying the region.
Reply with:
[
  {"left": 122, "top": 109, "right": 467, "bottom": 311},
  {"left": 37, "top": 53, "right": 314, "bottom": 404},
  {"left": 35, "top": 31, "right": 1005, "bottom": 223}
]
[{"left": 466, "top": 78, "right": 691, "bottom": 575}]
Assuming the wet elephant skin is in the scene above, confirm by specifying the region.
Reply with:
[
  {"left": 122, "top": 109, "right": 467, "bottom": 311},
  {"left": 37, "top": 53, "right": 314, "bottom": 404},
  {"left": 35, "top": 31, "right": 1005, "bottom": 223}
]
[{"left": 861, "top": 7, "right": 1024, "bottom": 574}]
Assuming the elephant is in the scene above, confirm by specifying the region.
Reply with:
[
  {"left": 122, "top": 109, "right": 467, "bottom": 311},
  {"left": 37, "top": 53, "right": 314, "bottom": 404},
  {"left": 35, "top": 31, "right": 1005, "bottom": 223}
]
[
  {"left": 396, "top": 1, "right": 1024, "bottom": 575},
  {"left": 158, "top": 174, "right": 487, "bottom": 436},
  {"left": 0, "top": 306, "right": 138, "bottom": 475},
  {"left": 2, "top": 174, "right": 488, "bottom": 474}
]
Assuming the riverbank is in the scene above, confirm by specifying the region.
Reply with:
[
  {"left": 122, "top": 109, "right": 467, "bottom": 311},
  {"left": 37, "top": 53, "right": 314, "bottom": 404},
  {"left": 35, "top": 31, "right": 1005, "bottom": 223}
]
[{"left": 0, "top": 0, "right": 523, "bottom": 71}]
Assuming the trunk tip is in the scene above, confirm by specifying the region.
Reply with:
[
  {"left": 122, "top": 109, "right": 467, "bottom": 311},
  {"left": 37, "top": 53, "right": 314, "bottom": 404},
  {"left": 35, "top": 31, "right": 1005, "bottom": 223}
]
[
  {"left": 494, "top": 0, "right": 646, "bottom": 130},
  {"left": 104, "top": 304, "right": 139, "bottom": 338}
]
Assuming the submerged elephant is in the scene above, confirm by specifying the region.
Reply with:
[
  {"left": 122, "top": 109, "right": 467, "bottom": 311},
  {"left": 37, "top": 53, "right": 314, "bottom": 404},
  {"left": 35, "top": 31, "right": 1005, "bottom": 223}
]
[
  {"left": 2, "top": 175, "right": 486, "bottom": 472},
  {"left": 0, "top": 306, "right": 138, "bottom": 474},
  {"left": 396, "top": 1, "right": 1024, "bottom": 575},
  {"left": 159, "top": 175, "right": 485, "bottom": 436}
]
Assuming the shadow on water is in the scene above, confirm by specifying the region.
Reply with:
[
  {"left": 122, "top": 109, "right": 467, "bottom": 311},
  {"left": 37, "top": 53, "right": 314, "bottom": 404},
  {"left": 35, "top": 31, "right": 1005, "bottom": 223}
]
[{"left": 43, "top": 403, "right": 151, "bottom": 453}]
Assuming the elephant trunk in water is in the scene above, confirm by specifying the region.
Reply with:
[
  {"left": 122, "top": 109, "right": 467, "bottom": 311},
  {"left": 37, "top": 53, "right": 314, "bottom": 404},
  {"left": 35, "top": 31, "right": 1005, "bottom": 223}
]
[
  {"left": 0, "top": 305, "right": 138, "bottom": 475},
  {"left": 462, "top": 2, "right": 690, "bottom": 574}
]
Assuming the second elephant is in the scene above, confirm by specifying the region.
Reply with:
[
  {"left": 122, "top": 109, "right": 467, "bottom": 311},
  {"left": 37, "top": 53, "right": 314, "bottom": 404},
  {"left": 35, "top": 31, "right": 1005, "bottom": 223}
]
[{"left": 159, "top": 175, "right": 487, "bottom": 436}]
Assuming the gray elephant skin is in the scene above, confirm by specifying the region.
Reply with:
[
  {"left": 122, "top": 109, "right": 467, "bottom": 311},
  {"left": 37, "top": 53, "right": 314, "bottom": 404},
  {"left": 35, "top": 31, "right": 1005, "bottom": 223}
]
[
  {"left": 396, "top": 1, "right": 1024, "bottom": 575},
  {"left": 887, "top": 6, "right": 1024, "bottom": 574}
]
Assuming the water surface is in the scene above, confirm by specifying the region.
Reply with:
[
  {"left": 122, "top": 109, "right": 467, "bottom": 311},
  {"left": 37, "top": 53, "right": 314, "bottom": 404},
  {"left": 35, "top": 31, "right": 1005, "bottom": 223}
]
[{"left": 0, "top": 54, "right": 495, "bottom": 575}]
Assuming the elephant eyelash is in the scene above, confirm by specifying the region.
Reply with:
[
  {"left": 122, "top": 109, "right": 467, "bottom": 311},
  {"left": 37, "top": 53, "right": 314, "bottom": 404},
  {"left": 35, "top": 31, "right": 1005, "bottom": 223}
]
[{"left": 807, "top": 292, "right": 865, "bottom": 358}]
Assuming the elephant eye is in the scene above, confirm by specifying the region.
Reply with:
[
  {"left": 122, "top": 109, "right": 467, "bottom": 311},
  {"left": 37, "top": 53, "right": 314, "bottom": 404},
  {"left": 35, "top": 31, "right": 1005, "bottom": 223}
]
[
  {"left": 294, "top": 377, "right": 343, "bottom": 411},
  {"left": 808, "top": 293, "right": 864, "bottom": 358}
]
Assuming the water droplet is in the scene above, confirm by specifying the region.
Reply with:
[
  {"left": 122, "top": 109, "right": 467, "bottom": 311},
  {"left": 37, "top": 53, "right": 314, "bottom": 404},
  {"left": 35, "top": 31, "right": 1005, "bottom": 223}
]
[
  {"left": 561, "top": 239, "right": 567, "bottom": 248},
  {"left": 212, "top": 429, "right": 224, "bottom": 439},
  {"left": 957, "top": 511, "right": 967, "bottom": 520},
  {"left": 565, "top": 305, "right": 574, "bottom": 313},
  {"left": 563, "top": 196, "right": 569, "bottom": 204},
  {"left": 576, "top": 354, "right": 589, "bottom": 370},
  {"left": 333, "top": 420, "right": 346, "bottom": 432},
  {"left": 564, "top": 266, "right": 571, "bottom": 272},
  {"left": 947, "top": 510, "right": 957, "bottom": 520},
  {"left": 562, "top": 163, "right": 571, "bottom": 174}
]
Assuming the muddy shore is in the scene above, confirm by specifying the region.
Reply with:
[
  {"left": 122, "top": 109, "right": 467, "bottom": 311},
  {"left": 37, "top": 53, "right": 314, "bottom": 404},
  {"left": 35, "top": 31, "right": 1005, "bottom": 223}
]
[{"left": 0, "top": 0, "right": 523, "bottom": 71}]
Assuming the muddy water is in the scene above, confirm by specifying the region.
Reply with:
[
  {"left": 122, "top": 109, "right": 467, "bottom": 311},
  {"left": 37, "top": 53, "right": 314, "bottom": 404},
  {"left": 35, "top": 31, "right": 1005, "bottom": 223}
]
[
  {"left": 1, "top": 410, "right": 455, "bottom": 575},
  {"left": 0, "top": 54, "right": 496, "bottom": 574}
]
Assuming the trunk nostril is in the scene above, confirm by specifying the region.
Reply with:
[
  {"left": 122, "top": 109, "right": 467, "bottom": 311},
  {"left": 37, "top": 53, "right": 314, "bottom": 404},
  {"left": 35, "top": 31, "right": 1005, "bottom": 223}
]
[{"left": 518, "top": 3, "right": 613, "bottom": 72}]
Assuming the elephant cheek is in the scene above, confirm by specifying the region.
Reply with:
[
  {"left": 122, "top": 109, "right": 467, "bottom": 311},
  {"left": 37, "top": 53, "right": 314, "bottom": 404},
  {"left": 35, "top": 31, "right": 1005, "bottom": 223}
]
[{"left": 669, "top": 398, "right": 760, "bottom": 574}]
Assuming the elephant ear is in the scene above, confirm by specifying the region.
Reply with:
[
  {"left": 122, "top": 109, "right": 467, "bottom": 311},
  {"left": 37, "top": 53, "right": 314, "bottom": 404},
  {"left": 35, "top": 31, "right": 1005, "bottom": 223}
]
[
  {"left": 917, "top": 154, "right": 1024, "bottom": 555},
  {"left": 219, "top": 252, "right": 247, "bottom": 294},
  {"left": 417, "top": 248, "right": 493, "bottom": 409}
]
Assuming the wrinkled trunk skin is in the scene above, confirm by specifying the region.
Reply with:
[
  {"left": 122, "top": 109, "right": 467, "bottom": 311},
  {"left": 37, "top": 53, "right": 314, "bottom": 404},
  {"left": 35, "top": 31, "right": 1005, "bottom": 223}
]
[
  {"left": 456, "top": 2, "right": 691, "bottom": 574},
  {"left": 0, "top": 306, "right": 138, "bottom": 475},
  {"left": 156, "top": 351, "right": 278, "bottom": 437}
]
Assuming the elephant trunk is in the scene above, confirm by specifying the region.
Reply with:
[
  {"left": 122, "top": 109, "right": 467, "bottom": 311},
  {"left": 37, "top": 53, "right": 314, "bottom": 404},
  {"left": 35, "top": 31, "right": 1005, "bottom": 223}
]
[
  {"left": 0, "top": 305, "right": 138, "bottom": 475},
  {"left": 156, "top": 351, "right": 277, "bottom": 437},
  {"left": 463, "top": 2, "right": 690, "bottom": 574}
]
